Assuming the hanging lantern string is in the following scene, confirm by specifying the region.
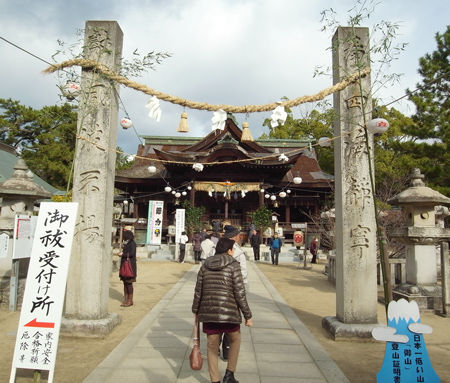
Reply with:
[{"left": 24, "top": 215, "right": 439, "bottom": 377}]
[
  {"left": 74, "top": 122, "right": 363, "bottom": 167},
  {"left": 44, "top": 58, "right": 370, "bottom": 113}
]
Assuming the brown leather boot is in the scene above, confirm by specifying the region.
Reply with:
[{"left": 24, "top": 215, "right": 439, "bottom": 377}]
[
  {"left": 121, "top": 285, "right": 128, "bottom": 306},
  {"left": 123, "top": 293, "right": 133, "bottom": 307}
]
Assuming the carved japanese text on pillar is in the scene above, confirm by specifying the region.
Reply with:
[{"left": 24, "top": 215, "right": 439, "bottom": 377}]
[
  {"left": 346, "top": 175, "right": 372, "bottom": 209},
  {"left": 79, "top": 122, "right": 105, "bottom": 153},
  {"left": 350, "top": 225, "right": 371, "bottom": 258},
  {"left": 75, "top": 214, "right": 103, "bottom": 243},
  {"left": 344, "top": 127, "right": 366, "bottom": 163},
  {"left": 343, "top": 34, "right": 367, "bottom": 68},
  {"left": 78, "top": 170, "right": 101, "bottom": 193}
]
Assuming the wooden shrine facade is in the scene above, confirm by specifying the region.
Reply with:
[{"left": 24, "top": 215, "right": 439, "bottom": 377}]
[{"left": 115, "top": 118, "right": 333, "bottom": 240}]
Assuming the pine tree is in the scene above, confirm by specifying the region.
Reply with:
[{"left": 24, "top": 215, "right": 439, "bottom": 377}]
[{"left": 406, "top": 26, "right": 449, "bottom": 196}]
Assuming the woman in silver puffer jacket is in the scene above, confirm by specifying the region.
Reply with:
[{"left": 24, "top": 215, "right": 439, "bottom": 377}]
[{"left": 192, "top": 237, "right": 253, "bottom": 383}]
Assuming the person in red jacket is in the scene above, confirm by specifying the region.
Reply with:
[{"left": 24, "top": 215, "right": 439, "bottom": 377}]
[{"left": 309, "top": 237, "right": 319, "bottom": 264}]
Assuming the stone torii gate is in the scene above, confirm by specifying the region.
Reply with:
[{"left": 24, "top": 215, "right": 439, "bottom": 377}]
[{"left": 62, "top": 21, "right": 379, "bottom": 338}]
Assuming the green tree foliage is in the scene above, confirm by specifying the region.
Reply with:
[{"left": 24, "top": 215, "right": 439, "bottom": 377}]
[
  {"left": 261, "top": 104, "right": 335, "bottom": 174},
  {"left": 0, "top": 98, "right": 76, "bottom": 189},
  {"left": 405, "top": 26, "right": 449, "bottom": 196},
  {"left": 249, "top": 206, "right": 273, "bottom": 234},
  {"left": 181, "top": 200, "right": 205, "bottom": 237}
]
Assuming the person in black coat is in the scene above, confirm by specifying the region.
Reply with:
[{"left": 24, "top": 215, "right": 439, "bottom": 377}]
[
  {"left": 250, "top": 229, "right": 261, "bottom": 261},
  {"left": 119, "top": 230, "right": 137, "bottom": 307}
]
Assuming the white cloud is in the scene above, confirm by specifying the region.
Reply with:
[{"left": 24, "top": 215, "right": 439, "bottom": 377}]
[
  {"left": 372, "top": 326, "right": 409, "bottom": 343},
  {"left": 409, "top": 322, "right": 433, "bottom": 335},
  {"left": 1, "top": 0, "right": 449, "bottom": 157}
]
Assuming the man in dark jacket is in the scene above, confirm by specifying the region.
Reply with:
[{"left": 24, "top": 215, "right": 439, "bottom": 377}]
[
  {"left": 268, "top": 232, "right": 282, "bottom": 265},
  {"left": 250, "top": 229, "right": 261, "bottom": 261}
]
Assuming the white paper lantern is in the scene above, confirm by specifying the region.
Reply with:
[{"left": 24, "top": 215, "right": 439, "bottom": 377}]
[
  {"left": 62, "top": 82, "right": 80, "bottom": 100},
  {"left": 147, "top": 165, "right": 157, "bottom": 173},
  {"left": 293, "top": 177, "right": 302, "bottom": 184},
  {"left": 182, "top": 191, "right": 187, "bottom": 196},
  {"left": 367, "top": 118, "right": 389, "bottom": 134},
  {"left": 171, "top": 190, "right": 176, "bottom": 195},
  {"left": 164, "top": 186, "right": 172, "bottom": 193},
  {"left": 265, "top": 194, "right": 270, "bottom": 199},
  {"left": 120, "top": 117, "right": 133, "bottom": 129},
  {"left": 175, "top": 192, "right": 181, "bottom": 198},
  {"left": 187, "top": 186, "right": 192, "bottom": 190},
  {"left": 287, "top": 189, "right": 291, "bottom": 194},
  {"left": 260, "top": 188, "right": 265, "bottom": 193},
  {"left": 318, "top": 137, "right": 331, "bottom": 147},
  {"left": 270, "top": 195, "right": 276, "bottom": 201},
  {"left": 279, "top": 191, "right": 287, "bottom": 198}
]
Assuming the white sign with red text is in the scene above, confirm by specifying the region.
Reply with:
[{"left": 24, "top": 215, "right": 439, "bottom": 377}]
[
  {"left": 10, "top": 202, "right": 78, "bottom": 382},
  {"left": 12, "top": 214, "right": 38, "bottom": 259}
]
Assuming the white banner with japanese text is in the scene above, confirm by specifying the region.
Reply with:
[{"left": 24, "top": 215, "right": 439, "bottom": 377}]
[
  {"left": 175, "top": 209, "right": 185, "bottom": 244},
  {"left": 10, "top": 202, "right": 78, "bottom": 378},
  {"left": 146, "top": 200, "right": 164, "bottom": 245}
]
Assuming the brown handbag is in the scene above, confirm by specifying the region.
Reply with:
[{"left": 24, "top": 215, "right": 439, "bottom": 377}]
[
  {"left": 189, "top": 319, "right": 203, "bottom": 370},
  {"left": 119, "top": 254, "right": 134, "bottom": 278}
]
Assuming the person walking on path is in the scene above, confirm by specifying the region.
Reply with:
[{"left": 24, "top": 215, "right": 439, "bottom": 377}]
[
  {"left": 119, "top": 230, "right": 137, "bottom": 307},
  {"left": 178, "top": 231, "right": 189, "bottom": 263},
  {"left": 223, "top": 225, "right": 248, "bottom": 285},
  {"left": 268, "top": 232, "right": 282, "bottom": 265},
  {"left": 192, "top": 230, "right": 203, "bottom": 264},
  {"left": 200, "top": 234, "right": 216, "bottom": 262},
  {"left": 210, "top": 231, "right": 220, "bottom": 245},
  {"left": 310, "top": 237, "right": 319, "bottom": 264},
  {"left": 250, "top": 229, "right": 261, "bottom": 261},
  {"left": 192, "top": 237, "right": 253, "bottom": 383},
  {"left": 221, "top": 225, "right": 248, "bottom": 360}
]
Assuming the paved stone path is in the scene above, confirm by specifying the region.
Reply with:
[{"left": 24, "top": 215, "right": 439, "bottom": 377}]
[{"left": 83, "top": 262, "right": 349, "bottom": 383}]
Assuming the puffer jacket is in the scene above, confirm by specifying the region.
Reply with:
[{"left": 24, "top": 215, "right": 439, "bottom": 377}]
[{"left": 192, "top": 253, "right": 252, "bottom": 324}]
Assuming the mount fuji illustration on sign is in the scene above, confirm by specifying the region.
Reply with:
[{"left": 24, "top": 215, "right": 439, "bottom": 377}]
[{"left": 372, "top": 299, "right": 440, "bottom": 383}]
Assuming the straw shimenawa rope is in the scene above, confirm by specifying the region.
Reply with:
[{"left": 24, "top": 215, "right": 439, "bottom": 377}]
[{"left": 44, "top": 58, "right": 370, "bottom": 113}]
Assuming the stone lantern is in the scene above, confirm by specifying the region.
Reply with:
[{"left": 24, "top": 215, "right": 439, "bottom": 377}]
[
  {"left": 388, "top": 168, "right": 450, "bottom": 310},
  {"left": 0, "top": 158, "right": 51, "bottom": 309},
  {"left": 0, "top": 158, "right": 51, "bottom": 220}
]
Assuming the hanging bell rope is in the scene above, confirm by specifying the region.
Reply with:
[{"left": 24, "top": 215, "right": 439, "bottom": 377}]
[{"left": 44, "top": 58, "right": 370, "bottom": 113}]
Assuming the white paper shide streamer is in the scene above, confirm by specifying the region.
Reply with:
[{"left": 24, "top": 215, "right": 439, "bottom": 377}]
[
  {"left": 270, "top": 105, "right": 287, "bottom": 128},
  {"left": 145, "top": 96, "right": 162, "bottom": 122},
  {"left": 192, "top": 163, "right": 204, "bottom": 172},
  {"left": 278, "top": 153, "right": 289, "bottom": 162},
  {"left": 211, "top": 109, "right": 227, "bottom": 131}
]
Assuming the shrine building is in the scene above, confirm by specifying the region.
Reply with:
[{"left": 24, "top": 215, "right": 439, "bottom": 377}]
[{"left": 114, "top": 118, "right": 333, "bottom": 243}]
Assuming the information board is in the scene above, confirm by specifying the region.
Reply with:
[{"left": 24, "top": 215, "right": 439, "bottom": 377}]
[
  {"left": 10, "top": 202, "right": 78, "bottom": 383},
  {"left": 12, "top": 214, "right": 38, "bottom": 259}
]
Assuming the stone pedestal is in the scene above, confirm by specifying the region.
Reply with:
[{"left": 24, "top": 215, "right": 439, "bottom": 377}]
[
  {"left": 323, "top": 26, "right": 379, "bottom": 340},
  {"left": 64, "top": 21, "right": 123, "bottom": 336}
]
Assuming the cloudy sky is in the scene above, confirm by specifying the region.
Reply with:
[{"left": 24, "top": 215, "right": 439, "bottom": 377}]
[{"left": 0, "top": 0, "right": 448, "bottom": 155}]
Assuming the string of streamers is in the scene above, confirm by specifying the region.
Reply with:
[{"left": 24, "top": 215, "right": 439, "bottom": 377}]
[{"left": 44, "top": 58, "right": 370, "bottom": 113}]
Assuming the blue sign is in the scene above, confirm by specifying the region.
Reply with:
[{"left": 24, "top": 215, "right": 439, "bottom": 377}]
[{"left": 372, "top": 299, "right": 440, "bottom": 383}]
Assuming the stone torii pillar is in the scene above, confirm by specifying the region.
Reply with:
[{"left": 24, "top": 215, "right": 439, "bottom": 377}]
[
  {"left": 323, "top": 26, "right": 379, "bottom": 339},
  {"left": 62, "top": 21, "right": 123, "bottom": 336}
]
